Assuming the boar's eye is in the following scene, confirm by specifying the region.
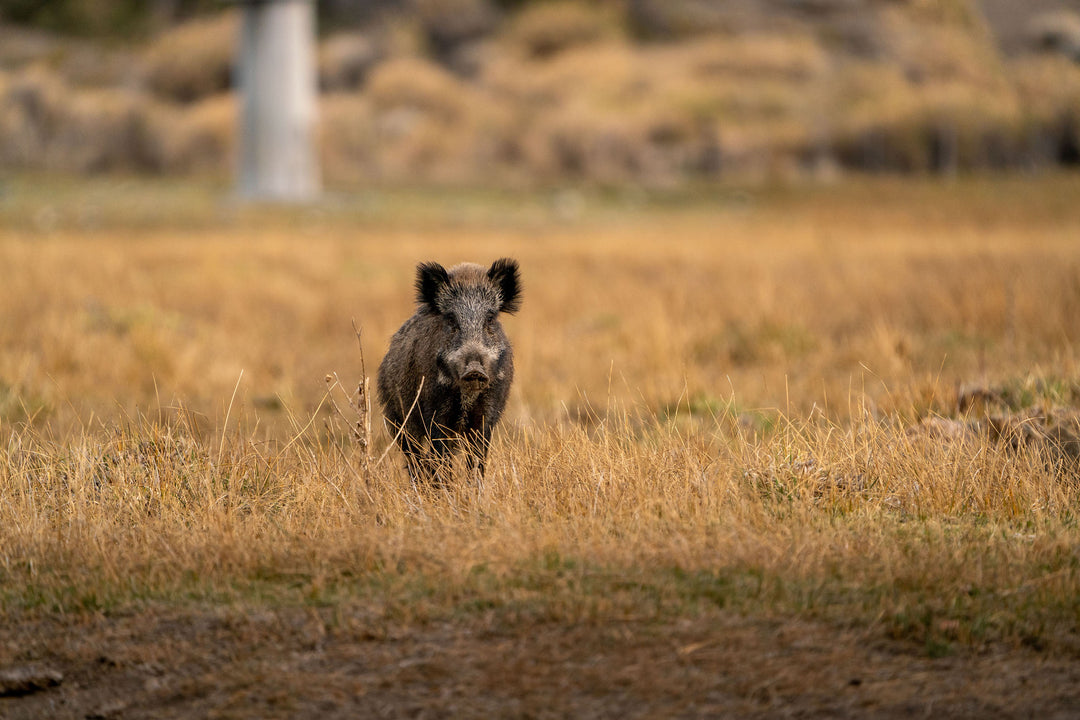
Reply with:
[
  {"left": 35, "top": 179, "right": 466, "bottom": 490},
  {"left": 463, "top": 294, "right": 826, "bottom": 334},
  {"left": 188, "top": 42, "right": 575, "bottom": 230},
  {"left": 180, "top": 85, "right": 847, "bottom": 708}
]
[
  {"left": 484, "top": 311, "right": 497, "bottom": 334},
  {"left": 445, "top": 315, "right": 460, "bottom": 333}
]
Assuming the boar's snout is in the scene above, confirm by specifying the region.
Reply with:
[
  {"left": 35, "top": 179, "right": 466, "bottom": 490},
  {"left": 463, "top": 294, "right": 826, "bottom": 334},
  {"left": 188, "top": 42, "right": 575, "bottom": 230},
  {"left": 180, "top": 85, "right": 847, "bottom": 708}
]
[
  {"left": 454, "top": 346, "right": 493, "bottom": 392},
  {"left": 461, "top": 360, "right": 489, "bottom": 386}
]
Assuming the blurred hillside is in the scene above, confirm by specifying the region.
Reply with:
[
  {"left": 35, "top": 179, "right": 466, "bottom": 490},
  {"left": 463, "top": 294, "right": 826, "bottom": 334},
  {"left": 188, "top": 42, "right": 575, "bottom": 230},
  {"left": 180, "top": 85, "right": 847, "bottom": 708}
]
[{"left": 2, "top": 0, "right": 1080, "bottom": 184}]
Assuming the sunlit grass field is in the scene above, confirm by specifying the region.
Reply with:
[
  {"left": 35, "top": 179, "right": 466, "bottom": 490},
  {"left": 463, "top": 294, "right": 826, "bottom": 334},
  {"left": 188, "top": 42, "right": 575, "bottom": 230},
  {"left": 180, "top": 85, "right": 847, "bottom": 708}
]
[{"left": 1, "top": 173, "right": 1079, "bottom": 656}]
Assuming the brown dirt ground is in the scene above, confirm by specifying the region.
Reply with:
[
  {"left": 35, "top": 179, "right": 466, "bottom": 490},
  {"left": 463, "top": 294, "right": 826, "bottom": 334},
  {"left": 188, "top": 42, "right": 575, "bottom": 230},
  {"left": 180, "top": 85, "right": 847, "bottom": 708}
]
[{"left": 2, "top": 608, "right": 1079, "bottom": 719}]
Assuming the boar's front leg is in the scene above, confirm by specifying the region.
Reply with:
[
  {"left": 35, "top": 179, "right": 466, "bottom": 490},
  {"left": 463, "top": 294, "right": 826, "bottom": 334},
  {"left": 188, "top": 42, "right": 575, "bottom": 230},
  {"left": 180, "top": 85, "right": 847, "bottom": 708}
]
[
  {"left": 465, "top": 424, "right": 493, "bottom": 490},
  {"left": 396, "top": 430, "right": 435, "bottom": 486},
  {"left": 426, "top": 428, "right": 460, "bottom": 489}
]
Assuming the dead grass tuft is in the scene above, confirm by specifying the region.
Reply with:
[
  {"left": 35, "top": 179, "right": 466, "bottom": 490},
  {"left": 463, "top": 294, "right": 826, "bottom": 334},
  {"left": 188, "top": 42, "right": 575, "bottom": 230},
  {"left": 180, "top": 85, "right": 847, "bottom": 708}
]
[
  {"left": 143, "top": 11, "right": 238, "bottom": 103},
  {"left": 318, "top": 32, "right": 382, "bottom": 92},
  {"left": 361, "top": 57, "right": 515, "bottom": 182},
  {"left": 0, "top": 67, "right": 175, "bottom": 173},
  {"left": 503, "top": 1, "right": 620, "bottom": 60},
  {"left": 165, "top": 93, "right": 237, "bottom": 176}
]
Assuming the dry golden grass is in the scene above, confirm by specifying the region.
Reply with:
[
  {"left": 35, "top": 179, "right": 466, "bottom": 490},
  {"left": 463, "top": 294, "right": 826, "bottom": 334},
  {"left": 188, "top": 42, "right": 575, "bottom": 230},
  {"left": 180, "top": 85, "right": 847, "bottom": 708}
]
[{"left": 1, "top": 174, "right": 1079, "bottom": 660}]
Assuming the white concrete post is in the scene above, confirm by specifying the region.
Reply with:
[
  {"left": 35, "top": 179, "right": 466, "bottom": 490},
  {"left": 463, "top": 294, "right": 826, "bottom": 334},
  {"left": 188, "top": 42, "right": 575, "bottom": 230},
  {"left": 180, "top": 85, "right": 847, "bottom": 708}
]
[{"left": 235, "top": 0, "right": 320, "bottom": 201}]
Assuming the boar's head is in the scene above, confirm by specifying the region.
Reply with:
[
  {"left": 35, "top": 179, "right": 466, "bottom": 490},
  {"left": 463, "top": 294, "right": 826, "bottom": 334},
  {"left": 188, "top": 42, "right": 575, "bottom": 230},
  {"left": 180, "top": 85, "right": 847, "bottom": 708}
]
[{"left": 415, "top": 257, "right": 521, "bottom": 399}]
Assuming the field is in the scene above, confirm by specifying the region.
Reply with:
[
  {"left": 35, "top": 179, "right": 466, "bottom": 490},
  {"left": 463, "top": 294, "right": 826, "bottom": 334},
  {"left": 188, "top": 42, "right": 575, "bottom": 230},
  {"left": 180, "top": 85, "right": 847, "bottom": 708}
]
[{"left": 1, "top": 173, "right": 1080, "bottom": 717}]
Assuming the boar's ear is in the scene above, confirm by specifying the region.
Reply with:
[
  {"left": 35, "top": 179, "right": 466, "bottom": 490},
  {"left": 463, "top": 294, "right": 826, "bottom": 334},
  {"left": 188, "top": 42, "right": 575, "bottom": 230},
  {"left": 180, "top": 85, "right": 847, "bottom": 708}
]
[
  {"left": 415, "top": 262, "right": 449, "bottom": 313},
  {"left": 487, "top": 258, "right": 521, "bottom": 314}
]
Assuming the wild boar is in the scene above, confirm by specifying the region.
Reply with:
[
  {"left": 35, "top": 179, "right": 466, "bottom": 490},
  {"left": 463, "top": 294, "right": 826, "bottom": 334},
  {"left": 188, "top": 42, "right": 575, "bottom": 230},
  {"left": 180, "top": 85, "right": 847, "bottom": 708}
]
[{"left": 377, "top": 258, "right": 521, "bottom": 486}]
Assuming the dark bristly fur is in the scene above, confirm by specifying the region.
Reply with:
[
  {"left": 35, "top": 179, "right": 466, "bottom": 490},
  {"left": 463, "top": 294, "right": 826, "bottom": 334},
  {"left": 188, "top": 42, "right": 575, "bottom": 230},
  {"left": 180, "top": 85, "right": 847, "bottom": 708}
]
[{"left": 378, "top": 258, "right": 521, "bottom": 486}]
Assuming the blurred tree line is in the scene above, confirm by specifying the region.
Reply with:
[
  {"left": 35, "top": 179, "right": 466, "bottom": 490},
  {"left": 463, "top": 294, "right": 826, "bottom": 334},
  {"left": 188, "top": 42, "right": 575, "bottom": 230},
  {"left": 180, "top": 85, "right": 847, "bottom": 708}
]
[
  {"left": 0, "top": 0, "right": 557, "bottom": 37},
  {"left": 0, "top": 0, "right": 219, "bottom": 36}
]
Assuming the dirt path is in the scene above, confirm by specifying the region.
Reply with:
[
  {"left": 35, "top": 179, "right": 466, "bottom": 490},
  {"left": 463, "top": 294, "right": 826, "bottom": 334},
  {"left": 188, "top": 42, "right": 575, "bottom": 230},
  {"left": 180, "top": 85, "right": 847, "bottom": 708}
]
[{"left": 3, "top": 608, "right": 1079, "bottom": 719}]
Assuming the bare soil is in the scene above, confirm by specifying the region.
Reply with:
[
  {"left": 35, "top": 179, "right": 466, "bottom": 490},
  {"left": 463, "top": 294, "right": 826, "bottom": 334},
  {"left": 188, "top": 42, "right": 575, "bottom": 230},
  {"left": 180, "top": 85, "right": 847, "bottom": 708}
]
[{"left": 3, "top": 608, "right": 1079, "bottom": 719}]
